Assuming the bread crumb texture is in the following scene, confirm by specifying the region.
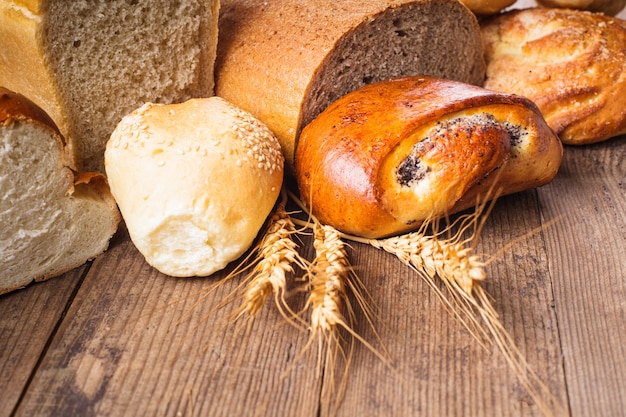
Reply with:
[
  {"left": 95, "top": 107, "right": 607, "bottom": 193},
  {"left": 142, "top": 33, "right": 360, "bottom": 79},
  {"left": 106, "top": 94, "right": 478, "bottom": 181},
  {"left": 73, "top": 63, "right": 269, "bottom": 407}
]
[
  {"left": 105, "top": 97, "right": 284, "bottom": 277},
  {"left": 1, "top": 89, "right": 120, "bottom": 293},
  {"left": 0, "top": 0, "right": 218, "bottom": 172}
]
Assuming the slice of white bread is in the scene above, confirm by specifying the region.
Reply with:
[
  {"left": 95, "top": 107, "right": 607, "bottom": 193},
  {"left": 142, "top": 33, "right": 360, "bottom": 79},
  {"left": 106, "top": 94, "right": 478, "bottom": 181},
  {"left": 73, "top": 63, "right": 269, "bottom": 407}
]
[
  {"left": 215, "top": 0, "right": 486, "bottom": 172},
  {"left": 0, "top": 0, "right": 219, "bottom": 173},
  {"left": 0, "top": 88, "right": 121, "bottom": 294}
]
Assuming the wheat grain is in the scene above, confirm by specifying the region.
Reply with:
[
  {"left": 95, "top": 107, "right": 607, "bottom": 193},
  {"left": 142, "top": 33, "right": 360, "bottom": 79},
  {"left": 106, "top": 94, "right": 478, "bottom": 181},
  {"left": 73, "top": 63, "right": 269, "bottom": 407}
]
[
  {"left": 307, "top": 222, "right": 349, "bottom": 333},
  {"left": 302, "top": 221, "right": 353, "bottom": 415},
  {"left": 344, "top": 210, "right": 562, "bottom": 417},
  {"left": 372, "top": 225, "right": 486, "bottom": 295},
  {"left": 235, "top": 195, "right": 307, "bottom": 325}
]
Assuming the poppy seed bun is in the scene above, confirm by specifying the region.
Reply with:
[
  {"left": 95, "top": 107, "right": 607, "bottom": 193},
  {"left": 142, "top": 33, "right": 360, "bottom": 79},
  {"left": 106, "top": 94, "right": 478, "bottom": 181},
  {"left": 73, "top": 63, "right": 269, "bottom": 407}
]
[
  {"left": 105, "top": 97, "right": 284, "bottom": 277},
  {"left": 296, "top": 77, "right": 562, "bottom": 239}
]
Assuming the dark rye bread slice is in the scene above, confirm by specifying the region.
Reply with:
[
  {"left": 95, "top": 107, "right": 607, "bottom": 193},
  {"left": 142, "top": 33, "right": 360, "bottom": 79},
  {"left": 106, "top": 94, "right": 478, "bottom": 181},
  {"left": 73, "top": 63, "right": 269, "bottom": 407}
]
[{"left": 215, "top": 0, "right": 486, "bottom": 172}]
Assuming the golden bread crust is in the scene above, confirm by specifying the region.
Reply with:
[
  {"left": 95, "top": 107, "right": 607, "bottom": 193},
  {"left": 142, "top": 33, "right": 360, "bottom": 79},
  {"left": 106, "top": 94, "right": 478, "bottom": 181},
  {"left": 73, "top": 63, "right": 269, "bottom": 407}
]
[
  {"left": 215, "top": 0, "right": 485, "bottom": 173},
  {"left": 0, "top": 86, "right": 64, "bottom": 145},
  {"left": 482, "top": 8, "right": 626, "bottom": 144},
  {"left": 105, "top": 98, "right": 284, "bottom": 277},
  {"left": 459, "top": 0, "right": 516, "bottom": 15},
  {"left": 295, "top": 77, "right": 562, "bottom": 239},
  {"left": 536, "top": 0, "right": 626, "bottom": 16}
]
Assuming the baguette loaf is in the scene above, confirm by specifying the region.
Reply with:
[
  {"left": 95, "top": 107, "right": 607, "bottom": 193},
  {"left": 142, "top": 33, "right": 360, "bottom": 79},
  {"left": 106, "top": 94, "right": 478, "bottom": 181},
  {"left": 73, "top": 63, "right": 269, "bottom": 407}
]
[
  {"left": 0, "top": 88, "right": 120, "bottom": 294},
  {"left": 482, "top": 8, "right": 626, "bottom": 145},
  {"left": 215, "top": 0, "right": 486, "bottom": 172},
  {"left": 0, "top": 0, "right": 219, "bottom": 173},
  {"left": 296, "top": 77, "right": 563, "bottom": 239},
  {"left": 105, "top": 97, "right": 284, "bottom": 278}
]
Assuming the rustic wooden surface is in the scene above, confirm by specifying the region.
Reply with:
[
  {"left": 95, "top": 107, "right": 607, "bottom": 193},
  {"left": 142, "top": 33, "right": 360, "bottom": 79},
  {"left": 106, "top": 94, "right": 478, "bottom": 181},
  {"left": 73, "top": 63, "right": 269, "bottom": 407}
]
[
  {"left": 2, "top": 2, "right": 625, "bottom": 417},
  {"left": 1, "top": 138, "right": 624, "bottom": 417}
]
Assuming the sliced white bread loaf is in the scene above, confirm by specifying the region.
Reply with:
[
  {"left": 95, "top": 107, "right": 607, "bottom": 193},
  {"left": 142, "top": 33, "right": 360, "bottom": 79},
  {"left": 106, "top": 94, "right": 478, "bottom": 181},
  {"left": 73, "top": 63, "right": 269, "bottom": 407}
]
[
  {"left": 215, "top": 0, "right": 486, "bottom": 171},
  {"left": 0, "top": 88, "right": 121, "bottom": 294},
  {"left": 0, "top": 0, "right": 219, "bottom": 173}
]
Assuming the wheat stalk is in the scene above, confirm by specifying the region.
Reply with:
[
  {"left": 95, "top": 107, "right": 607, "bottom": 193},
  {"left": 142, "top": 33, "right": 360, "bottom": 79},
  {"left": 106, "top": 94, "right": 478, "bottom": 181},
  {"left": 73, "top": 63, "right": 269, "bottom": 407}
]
[
  {"left": 306, "top": 222, "right": 349, "bottom": 334},
  {"left": 234, "top": 192, "right": 307, "bottom": 327},
  {"left": 301, "top": 221, "right": 353, "bottom": 415},
  {"left": 341, "top": 208, "right": 562, "bottom": 417}
]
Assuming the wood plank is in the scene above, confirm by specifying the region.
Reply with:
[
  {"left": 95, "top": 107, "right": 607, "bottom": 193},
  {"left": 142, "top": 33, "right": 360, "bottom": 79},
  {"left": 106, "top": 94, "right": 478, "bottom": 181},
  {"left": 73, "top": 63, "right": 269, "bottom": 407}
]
[
  {"left": 0, "top": 266, "right": 86, "bottom": 417},
  {"left": 329, "top": 190, "right": 568, "bottom": 417},
  {"left": 13, "top": 225, "right": 324, "bottom": 417},
  {"left": 4, "top": 3, "right": 625, "bottom": 414},
  {"left": 537, "top": 137, "right": 626, "bottom": 417}
]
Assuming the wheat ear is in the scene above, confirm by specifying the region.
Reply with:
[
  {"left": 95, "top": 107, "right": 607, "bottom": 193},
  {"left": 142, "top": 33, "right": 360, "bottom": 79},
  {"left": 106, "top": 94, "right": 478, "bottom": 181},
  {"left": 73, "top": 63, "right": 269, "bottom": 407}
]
[
  {"left": 344, "top": 208, "right": 563, "bottom": 417},
  {"left": 233, "top": 191, "right": 308, "bottom": 328},
  {"left": 302, "top": 221, "right": 353, "bottom": 415}
]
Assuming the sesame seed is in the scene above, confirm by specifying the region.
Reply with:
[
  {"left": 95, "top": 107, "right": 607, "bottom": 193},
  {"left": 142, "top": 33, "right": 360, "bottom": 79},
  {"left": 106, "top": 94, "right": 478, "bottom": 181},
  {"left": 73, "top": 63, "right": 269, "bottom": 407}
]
[{"left": 223, "top": 101, "right": 284, "bottom": 174}]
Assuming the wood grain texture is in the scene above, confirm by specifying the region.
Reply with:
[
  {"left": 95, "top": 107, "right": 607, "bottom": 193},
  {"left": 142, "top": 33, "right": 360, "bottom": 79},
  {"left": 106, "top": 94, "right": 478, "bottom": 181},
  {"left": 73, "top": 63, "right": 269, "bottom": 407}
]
[
  {"left": 0, "top": 267, "right": 85, "bottom": 417},
  {"left": 537, "top": 137, "right": 626, "bottom": 417},
  {"left": 331, "top": 190, "right": 569, "bottom": 417},
  {"left": 12, "top": 226, "right": 322, "bottom": 417},
  {"left": 0, "top": 138, "right": 624, "bottom": 417},
  {"left": 0, "top": 2, "right": 624, "bottom": 416}
]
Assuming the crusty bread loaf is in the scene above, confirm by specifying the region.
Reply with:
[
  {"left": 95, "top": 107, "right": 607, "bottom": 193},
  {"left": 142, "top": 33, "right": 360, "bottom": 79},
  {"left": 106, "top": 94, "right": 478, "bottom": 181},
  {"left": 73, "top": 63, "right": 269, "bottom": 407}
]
[
  {"left": 459, "top": 0, "right": 516, "bottom": 14},
  {"left": 536, "top": 0, "right": 626, "bottom": 15},
  {"left": 0, "top": 88, "right": 121, "bottom": 294},
  {"left": 296, "top": 77, "right": 563, "bottom": 239},
  {"left": 0, "top": 0, "right": 219, "bottom": 173},
  {"left": 105, "top": 97, "right": 284, "bottom": 277},
  {"left": 215, "top": 0, "right": 486, "bottom": 172},
  {"left": 482, "top": 8, "right": 626, "bottom": 145}
]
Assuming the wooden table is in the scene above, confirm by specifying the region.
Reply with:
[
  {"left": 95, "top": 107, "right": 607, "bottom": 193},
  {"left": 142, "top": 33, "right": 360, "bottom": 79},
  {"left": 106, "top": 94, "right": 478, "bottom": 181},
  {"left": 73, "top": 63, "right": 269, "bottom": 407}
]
[
  {"left": 2, "top": 7, "right": 626, "bottom": 417},
  {"left": 2, "top": 136, "right": 624, "bottom": 417}
]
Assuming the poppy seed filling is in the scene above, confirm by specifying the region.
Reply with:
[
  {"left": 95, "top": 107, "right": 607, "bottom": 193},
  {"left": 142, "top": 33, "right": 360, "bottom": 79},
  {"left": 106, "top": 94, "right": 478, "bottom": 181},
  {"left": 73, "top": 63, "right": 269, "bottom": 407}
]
[{"left": 395, "top": 113, "right": 526, "bottom": 187}]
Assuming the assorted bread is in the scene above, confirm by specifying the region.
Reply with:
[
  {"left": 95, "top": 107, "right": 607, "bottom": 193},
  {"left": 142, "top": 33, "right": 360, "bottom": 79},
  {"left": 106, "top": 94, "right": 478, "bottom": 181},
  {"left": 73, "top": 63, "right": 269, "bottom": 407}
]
[
  {"left": 295, "top": 76, "right": 563, "bottom": 238},
  {"left": 4, "top": 0, "right": 626, "bottom": 287},
  {"left": 482, "top": 7, "right": 626, "bottom": 145},
  {"left": 0, "top": 88, "right": 120, "bottom": 294},
  {"left": 0, "top": 0, "right": 219, "bottom": 173},
  {"left": 215, "top": 0, "right": 486, "bottom": 171},
  {"left": 104, "top": 97, "right": 284, "bottom": 277}
]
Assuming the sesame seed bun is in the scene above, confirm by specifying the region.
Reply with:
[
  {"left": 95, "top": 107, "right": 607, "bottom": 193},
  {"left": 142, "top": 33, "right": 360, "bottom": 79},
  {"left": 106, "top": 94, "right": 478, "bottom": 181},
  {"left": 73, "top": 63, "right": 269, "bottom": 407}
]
[{"left": 105, "top": 97, "right": 284, "bottom": 277}]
